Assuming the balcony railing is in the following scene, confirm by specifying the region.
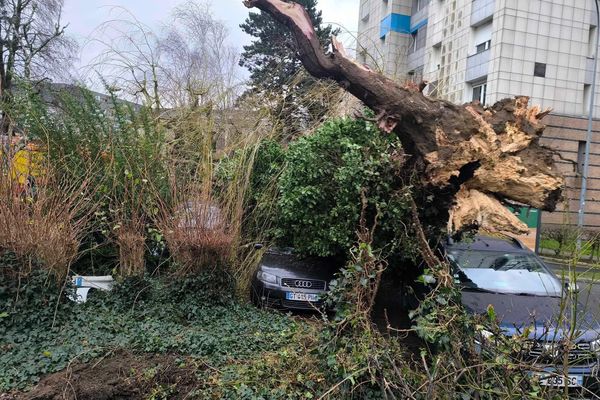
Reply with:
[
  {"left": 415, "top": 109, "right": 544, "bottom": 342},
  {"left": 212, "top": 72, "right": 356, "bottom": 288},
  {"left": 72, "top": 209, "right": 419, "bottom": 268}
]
[
  {"left": 466, "top": 49, "right": 490, "bottom": 82},
  {"left": 471, "top": 0, "right": 495, "bottom": 27},
  {"left": 411, "top": 3, "right": 429, "bottom": 31}
]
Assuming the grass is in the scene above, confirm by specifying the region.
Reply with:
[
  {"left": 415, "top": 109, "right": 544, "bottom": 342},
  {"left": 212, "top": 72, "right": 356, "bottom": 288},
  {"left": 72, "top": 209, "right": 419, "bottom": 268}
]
[{"left": 541, "top": 238, "right": 600, "bottom": 263}]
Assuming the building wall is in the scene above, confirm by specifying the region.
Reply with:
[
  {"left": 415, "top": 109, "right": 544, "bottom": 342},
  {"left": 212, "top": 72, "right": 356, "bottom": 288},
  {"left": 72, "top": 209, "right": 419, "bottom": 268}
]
[
  {"left": 357, "top": 0, "right": 419, "bottom": 80},
  {"left": 541, "top": 114, "right": 600, "bottom": 230},
  {"left": 490, "top": 0, "right": 597, "bottom": 117}
]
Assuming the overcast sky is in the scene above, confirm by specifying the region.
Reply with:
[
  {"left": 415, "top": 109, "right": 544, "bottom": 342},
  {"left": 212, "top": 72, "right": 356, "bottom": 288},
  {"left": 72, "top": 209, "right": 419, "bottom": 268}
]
[{"left": 62, "top": 0, "right": 359, "bottom": 84}]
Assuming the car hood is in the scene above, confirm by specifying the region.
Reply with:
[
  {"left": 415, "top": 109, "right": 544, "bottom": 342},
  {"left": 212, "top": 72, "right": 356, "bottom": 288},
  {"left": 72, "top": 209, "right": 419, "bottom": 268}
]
[
  {"left": 461, "top": 291, "right": 600, "bottom": 342},
  {"left": 259, "top": 252, "right": 339, "bottom": 281}
]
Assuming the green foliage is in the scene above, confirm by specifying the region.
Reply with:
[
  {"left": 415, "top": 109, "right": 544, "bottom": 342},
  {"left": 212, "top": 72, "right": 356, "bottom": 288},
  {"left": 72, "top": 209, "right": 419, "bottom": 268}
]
[
  {"left": 541, "top": 226, "right": 579, "bottom": 257},
  {"left": 9, "top": 83, "right": 172, "bottom": 273},
  {"left": 239, "top": 0, "right": 339, "bottom": 134},
  {"left": 0, "top": 269, "right": 306, "bottom": 392},
  {"left": 239, "top": 0, "right": 333, "bottom": 92},
  {"left": 276, "top": 118, "right": 411, "bottom": 257}
]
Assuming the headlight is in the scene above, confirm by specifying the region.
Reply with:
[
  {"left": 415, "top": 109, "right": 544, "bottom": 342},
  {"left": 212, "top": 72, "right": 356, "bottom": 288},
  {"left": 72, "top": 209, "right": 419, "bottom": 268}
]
[
  {"left": 257, "top": 270, "right": 277, "bottom": 284},
  {"left": 591, "top": 339, "right": 600, "bottom": 352}
]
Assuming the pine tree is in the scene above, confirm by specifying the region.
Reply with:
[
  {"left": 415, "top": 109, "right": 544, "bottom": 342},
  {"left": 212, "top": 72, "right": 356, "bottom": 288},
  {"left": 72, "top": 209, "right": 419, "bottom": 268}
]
[{"left": 239, "top": 0, "right": 338, "bottom": 135}]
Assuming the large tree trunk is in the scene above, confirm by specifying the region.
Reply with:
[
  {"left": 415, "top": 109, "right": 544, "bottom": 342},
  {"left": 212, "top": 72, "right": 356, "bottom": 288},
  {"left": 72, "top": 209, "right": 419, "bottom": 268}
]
[{"left": 242, "top": 0, "right": 564, "bottom": 235}]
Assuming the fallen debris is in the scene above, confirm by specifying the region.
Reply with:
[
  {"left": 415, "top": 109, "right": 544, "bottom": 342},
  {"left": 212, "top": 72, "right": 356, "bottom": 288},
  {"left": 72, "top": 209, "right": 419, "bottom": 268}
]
[{"left": 71, "top": 275, "right": 115, "bottom": 303}]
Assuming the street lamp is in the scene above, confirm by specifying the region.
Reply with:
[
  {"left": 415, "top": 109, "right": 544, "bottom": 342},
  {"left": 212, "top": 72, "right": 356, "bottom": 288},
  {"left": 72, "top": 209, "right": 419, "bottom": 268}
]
[{"left": 577, "top": 0, "right": 600, "bottom": 248}]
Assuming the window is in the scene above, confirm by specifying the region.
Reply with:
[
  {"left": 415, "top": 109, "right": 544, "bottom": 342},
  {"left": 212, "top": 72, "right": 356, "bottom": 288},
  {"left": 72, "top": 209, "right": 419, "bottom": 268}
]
[
  {"left": 409, "top": 31, "right": 418, "bottom": 53},
  {"left": 476, "top": 40, "right": 491, "bottom": 53},
  {"left": 589, "top": 26, "right": 598, "bottom": 57},
  {"left": 584, "top": 83, "right": 592, "bottom": 112},
  {"left": 534, "top": 62, "right": 546, "bottom": 77},
  {"left": 578, "top": 141, "right": 586, "bottom": 174},
  {"left": 409, "top": 26, "right": 428, "bottom": 54},
  {"left": 472, "top": 82, "right": 487, "bottom": 105},
  {"left": 360, "top": 1, "right": 370, "bottom": 21},
  {"left": 413, "top": 0, "right": 429, "bottom": 12}
]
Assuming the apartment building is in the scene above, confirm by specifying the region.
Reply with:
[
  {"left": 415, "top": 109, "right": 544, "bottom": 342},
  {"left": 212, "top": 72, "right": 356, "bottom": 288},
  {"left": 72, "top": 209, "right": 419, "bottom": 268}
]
[{"left": 357, "top": 0, "right": 600, "bottom": 230}]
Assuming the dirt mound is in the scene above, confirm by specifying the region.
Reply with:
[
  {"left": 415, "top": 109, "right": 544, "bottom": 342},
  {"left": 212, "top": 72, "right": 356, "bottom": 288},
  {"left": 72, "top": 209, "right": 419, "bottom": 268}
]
[{"left": 15, "top": 351, "right": 201, "bottom": 400}]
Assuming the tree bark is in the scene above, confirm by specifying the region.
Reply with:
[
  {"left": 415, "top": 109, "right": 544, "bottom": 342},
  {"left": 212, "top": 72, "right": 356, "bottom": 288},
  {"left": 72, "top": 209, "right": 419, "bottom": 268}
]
[{"left": 243, "top": 0, "right": 564, "bottom": 235}]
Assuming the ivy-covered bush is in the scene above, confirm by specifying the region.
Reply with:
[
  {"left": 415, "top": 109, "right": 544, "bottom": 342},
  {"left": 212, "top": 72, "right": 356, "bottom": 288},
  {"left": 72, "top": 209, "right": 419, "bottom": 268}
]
[{"left": 275, "top": 118, "right": 411, "bottom": 257}]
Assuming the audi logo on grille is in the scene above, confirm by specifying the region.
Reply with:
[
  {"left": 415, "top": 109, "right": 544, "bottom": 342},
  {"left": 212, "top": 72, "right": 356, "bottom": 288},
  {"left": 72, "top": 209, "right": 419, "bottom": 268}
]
[{"left": 294, "top": 280, "right": 313, "bottom": 288}]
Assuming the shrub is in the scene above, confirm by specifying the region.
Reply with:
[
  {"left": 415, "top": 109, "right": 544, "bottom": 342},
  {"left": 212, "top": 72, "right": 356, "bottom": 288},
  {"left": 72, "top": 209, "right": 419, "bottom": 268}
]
[
  {"left": 117, "top": 224, "right": 146, "bottom": 277},
  {"left": 0, "top": 164, "right": 94, "bottom": 279},
  {"left": 542, "top": 225, "right": 579, "bottom": 256},
  {"left": 275, "top": 117, "right": 411, "bottom": 257},
  {"left": 158, "top": 195, "right": 234, "bottom": 274},
  {"left": 5, "top": 84, "right": 171, "bottom": 275}
]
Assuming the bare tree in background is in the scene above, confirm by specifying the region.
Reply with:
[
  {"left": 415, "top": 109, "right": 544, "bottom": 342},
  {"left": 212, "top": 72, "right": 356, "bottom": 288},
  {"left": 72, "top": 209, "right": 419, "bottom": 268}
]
[
  {"left": 86, "top": 1, "right": 241, "bottom": 110},
  {"left": 86, "top": 8, "right": 162, "bottom": 109},
  {"left": 159, "top": 1, "right": 240, "bottom": 109},
  {"left": 0, "top": 0, "right": 76, "bottom": 134}
]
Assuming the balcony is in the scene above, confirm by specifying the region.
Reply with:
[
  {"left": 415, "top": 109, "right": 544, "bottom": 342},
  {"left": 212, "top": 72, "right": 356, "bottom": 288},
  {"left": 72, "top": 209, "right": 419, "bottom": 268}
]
[
  {"left": 585, "top": 57, "right": 595, "bottom": 85},
  {"left": 471, "top": 0, "right": 495, "bottom": 27},
  {"left": 411, "top": 3, "right": 429, "bottom": 32},
  {"left": 465, "top": 49, "right": 490, "bottom": 82}
]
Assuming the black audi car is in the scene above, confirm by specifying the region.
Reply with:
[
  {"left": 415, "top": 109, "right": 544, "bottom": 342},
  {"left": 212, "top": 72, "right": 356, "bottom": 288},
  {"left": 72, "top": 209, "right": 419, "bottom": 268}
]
[
  {"left": 251, "top": 247, "right": 341, "bottom": 310},
  {"left": 445, "top": 234, "right": 600, "bottom": 392}
]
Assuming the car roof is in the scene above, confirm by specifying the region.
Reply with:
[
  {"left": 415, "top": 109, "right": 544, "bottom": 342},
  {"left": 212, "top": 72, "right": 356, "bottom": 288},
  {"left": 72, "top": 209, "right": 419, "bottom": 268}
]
[{"left": 445, "top": 234, "right": 530, "bottom": 253}]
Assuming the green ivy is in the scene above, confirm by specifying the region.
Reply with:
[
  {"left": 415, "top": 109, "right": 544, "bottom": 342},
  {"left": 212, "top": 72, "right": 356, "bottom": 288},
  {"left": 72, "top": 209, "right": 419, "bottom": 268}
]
[
  {"left": 276, "top": 117, "right": 411, "bottom": 257},
  {"left": 0, "top": 270, "right": 305, "bottom": 392}
]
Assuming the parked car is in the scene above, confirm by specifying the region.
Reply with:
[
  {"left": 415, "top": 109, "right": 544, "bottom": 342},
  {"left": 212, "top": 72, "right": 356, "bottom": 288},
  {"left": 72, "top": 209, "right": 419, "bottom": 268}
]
[
  {"left": 443, "top": 234, "right": 600, "bottom": 393},
  {"left": 251, "top": 247, "right": 341, "bottom": 310}
]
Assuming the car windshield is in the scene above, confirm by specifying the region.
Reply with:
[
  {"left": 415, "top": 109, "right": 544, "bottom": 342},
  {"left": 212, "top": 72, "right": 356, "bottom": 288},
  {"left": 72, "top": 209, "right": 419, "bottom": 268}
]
[{"left": 448, "top": 250, "right": 562, "bottom": 297}]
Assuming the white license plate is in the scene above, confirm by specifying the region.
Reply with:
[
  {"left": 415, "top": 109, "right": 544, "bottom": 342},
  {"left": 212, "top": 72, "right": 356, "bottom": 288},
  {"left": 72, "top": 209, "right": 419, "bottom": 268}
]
[
  {"left": 536, "top": 374, "right": 582, "bottom": 387},
  {"left": 285, "top": 292, "right": 320, "bottom": 302}
]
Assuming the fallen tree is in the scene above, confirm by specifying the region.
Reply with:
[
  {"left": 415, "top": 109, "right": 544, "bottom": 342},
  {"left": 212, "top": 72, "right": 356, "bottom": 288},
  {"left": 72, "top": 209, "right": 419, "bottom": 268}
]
[{"left": 242, "top": 0, "right": 563, "bottom": 236}]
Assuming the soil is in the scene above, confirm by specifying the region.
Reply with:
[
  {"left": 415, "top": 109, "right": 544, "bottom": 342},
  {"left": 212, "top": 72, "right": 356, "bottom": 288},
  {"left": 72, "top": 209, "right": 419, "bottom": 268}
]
[{"left": 8, "top": 351, "right": 201, "bottom": 400}]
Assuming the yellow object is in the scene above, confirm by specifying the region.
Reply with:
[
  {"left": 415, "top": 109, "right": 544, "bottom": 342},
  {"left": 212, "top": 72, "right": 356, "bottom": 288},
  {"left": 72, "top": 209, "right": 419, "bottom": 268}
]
[
  {"left": 10, "top": 148, "right": 45, "bottom": 185},
  {"left": 1, "top": 143, "right": 45, "bottom": 188}
]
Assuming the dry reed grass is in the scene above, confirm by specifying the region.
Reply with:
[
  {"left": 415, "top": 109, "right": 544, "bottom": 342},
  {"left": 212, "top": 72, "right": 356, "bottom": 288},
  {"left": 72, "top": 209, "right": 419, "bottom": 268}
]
[
  {"left": 158, "top": 192, "right": 234, "bottom": 275},
  {"left": 116, "top": 225, "right": 146, "bottom": 277},
  {"left": 0, "top": 154, "right": 95, "bottom": 280}
]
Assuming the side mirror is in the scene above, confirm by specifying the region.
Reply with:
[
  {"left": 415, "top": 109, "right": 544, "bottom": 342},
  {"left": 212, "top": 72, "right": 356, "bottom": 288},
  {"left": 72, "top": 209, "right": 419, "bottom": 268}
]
[{"left": 254, "top": 243, "right": 264, "bottom": 250}]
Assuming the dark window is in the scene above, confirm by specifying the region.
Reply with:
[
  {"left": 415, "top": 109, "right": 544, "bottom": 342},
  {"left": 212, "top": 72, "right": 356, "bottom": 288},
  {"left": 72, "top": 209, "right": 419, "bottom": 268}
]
[
  {"left": 534, "top": 62, "right": 546, "bottom": 77},
  {"left": 476, "top": 40, "right": 491, "bottom": 53},
  {"left": 578, "top": 140, "right": 586, "bottom": 174},
  {"left": 409, "top": 31, "right": 418, "bottom": 54}
]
